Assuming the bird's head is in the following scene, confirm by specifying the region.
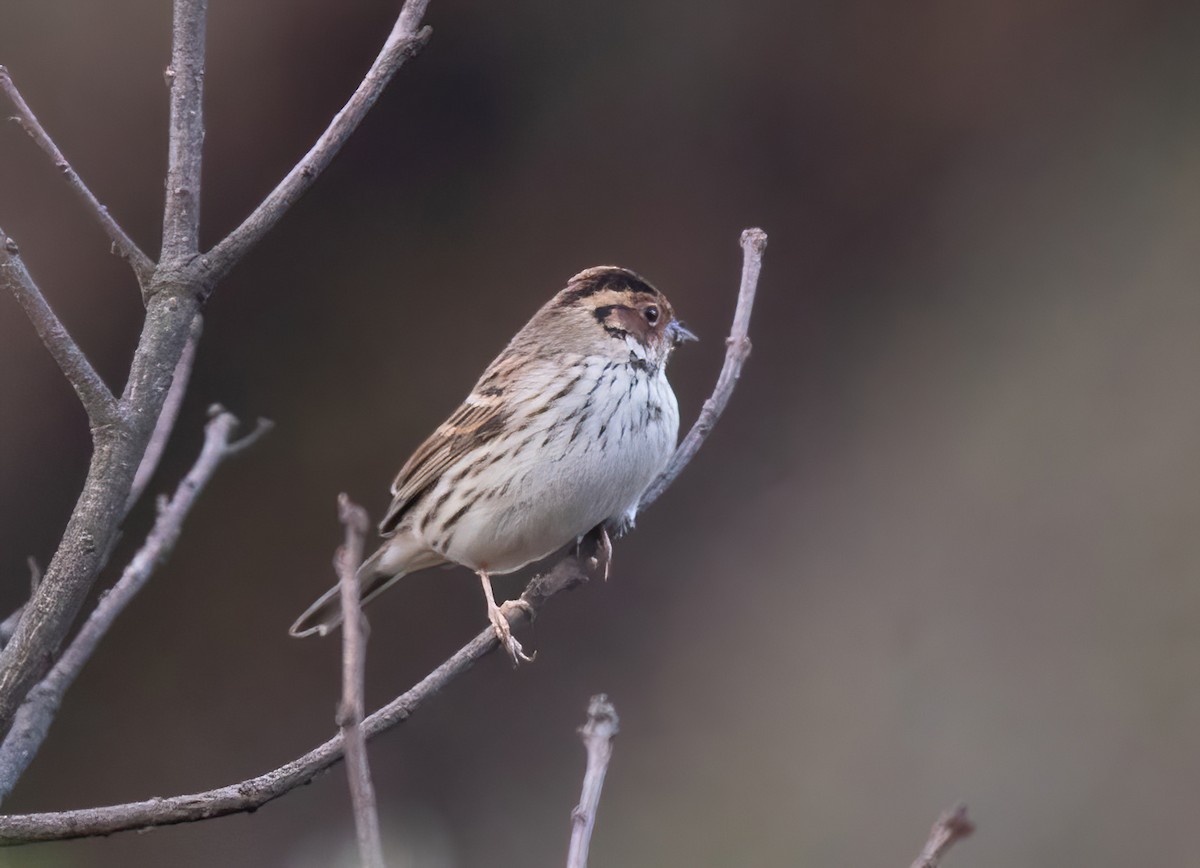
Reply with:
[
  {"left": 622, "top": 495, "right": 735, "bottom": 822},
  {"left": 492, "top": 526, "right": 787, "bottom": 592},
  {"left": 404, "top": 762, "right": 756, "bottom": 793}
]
[{"left": 548, "top": 266, "right": 696, "bottom": 369}]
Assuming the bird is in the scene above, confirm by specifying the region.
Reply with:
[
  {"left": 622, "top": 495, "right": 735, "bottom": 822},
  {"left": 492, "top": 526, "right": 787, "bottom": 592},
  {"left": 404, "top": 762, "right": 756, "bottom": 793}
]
[{"left": 289, "top": 266, "right": 696, "bottom": 663}]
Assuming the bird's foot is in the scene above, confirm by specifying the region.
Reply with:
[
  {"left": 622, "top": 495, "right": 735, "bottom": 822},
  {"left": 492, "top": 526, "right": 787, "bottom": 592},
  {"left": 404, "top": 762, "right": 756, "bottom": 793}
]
[
  {"left": 582, "top": 524, "right": 614, "bottom": 581},
  {"left": 488, "top": 599, "right": 536, "bottom": 666}
]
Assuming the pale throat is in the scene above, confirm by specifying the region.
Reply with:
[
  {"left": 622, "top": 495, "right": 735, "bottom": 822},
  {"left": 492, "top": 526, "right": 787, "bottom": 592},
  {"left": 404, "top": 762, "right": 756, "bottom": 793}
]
[{"left": 621, "top": 333, "right": 666, "bottom": 375}]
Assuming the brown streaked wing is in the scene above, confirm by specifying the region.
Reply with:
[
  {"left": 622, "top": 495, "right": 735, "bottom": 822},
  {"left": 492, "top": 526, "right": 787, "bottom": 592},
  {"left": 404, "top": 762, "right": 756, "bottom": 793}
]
[{"left": 379, "top": 398, "right": 509, "bottom": 535}]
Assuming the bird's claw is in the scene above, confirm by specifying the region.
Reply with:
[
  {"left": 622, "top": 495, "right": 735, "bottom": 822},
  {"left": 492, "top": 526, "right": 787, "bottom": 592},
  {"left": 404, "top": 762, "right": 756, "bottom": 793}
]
[{"left": 491, "top": 600, "right": 536, "bottom": 665}]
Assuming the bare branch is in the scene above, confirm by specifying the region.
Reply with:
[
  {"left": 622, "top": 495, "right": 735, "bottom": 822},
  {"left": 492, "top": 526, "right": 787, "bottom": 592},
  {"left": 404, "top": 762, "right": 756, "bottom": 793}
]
[
  {"left": 160, "top": 0, "right": 208, "bottom": 265},
  {"left": 334, "top": 495, "right": 386, "bottom": 868},
  {"left": 638, "top": 227, "right": 766, "bottom": 509},
  {"left": 125, "top": 314, "right": 203, "bottom": 513},
  {"left": 0, "top": 66, "right": 155, "bottom": 286},
  {"left": 0, "top": 227, "right": 763, "bottom": 844},
  {"left": 201, "top": 0, "right": 433, "bottom": 284},
  {"left": 910, "top": 805, "right": 975, "bottom": 868},
  {"left": 566, "top": 695, "right": 620, "bottom": 868},
  {"left": 0, "top": 410, "right": 271, "bottom": 803},
  {"left": 0, "top": 228, "right": 120, "bottom": 428}
]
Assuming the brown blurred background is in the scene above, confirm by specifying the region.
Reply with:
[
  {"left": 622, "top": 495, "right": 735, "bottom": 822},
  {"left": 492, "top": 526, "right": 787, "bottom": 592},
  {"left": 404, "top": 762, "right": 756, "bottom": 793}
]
[{"left": 2, "top": 0, "right": 1200, "bottom": 865}]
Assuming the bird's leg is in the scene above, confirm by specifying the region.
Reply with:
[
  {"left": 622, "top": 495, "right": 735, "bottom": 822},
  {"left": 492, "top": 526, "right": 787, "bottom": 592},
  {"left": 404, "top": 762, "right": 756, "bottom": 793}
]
[
  {"left": 479, "top": 570, "right": 535, "bottom": 665},
  {"left": 596, "top": 524, "right": 613, "bottom": 581},
  {"left": 581, "top": 524, "right": 614, "bottom": 581}
]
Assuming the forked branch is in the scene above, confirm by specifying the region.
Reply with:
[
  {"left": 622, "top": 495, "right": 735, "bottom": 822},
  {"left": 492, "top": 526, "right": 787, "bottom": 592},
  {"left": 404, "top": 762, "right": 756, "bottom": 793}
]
[{"left": 0, "top": 228, "right": 766, "bottom": 844}]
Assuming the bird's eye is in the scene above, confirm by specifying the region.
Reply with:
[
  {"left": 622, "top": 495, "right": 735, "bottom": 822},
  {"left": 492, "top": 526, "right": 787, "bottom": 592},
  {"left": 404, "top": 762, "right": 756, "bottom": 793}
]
[{"left": 643, "top": 305, "right": 659, "bottom": 324}]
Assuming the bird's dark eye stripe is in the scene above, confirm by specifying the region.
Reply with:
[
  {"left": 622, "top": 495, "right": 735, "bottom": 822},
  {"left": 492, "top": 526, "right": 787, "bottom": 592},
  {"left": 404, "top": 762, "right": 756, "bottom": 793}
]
[{"left": 592, "top": 304, "right": 630, "bottom": 323}]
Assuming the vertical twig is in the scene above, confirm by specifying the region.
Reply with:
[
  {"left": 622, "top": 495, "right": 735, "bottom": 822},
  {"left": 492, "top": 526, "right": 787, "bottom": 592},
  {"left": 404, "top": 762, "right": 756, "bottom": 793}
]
[
  {"left": 638, "top": 227, "right": 766, "bottom": 509},
  {"left": 910, "top": 805, "right": 974, "bottom": 868},
  {"left": 160, "top": 0, "right": 208, "bottom": 265},
  {"left": 566, "top": 695, "right": 620, "bottom": 868},
  {"left": 336, "top": 494, "right": 386, "bottom": 868}
]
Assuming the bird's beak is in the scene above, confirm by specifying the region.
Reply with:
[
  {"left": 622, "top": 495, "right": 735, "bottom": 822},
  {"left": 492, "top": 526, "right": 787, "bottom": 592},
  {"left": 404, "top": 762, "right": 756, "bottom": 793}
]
[{"left": 667, "top": 320, "right": 698, "bottom": 345}]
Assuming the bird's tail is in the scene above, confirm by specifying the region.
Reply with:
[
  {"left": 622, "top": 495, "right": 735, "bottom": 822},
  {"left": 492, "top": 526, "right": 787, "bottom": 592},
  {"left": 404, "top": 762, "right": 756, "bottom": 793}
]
[{"left": 288, "top": 544, "right": 412, "bottom": 638}]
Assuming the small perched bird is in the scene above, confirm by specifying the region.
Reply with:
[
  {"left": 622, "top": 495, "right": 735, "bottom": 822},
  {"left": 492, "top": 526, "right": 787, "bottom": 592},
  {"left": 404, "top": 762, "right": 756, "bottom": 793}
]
[{"left": 289, "top": 266, "right": 695, "bottom": 662}]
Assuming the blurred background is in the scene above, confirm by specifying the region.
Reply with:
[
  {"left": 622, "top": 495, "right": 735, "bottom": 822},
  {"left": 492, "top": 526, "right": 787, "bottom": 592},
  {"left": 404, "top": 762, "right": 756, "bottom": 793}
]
[{"left": 2, "top": 0, "right": 1199, "bottom": 865}]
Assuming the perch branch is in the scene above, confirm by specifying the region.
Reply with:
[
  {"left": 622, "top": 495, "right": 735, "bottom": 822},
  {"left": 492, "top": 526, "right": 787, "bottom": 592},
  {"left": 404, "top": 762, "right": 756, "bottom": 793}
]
[
  {"left": 0, "top": 555, "right": 590, "bottom": 844},
  {"left": 566, "top": 695, "right": 620, "bottom": 868},
  {"left": 334, "top": 495, "right": 386, "bottom": 868},
  {"left": 0, "top": 410, "right": 271, "bottom": 803},
  {"left": 0, "top": 228, "right": 119, "bottom": 428},
  {"left": 125, "top": 314, "right": 203, "bottom": 513},
  {"left": 0, "top": 67, "right": 155, "bottom": 286},
  {"left": 910, "top": 804, "right": 974, "bottom": 868},
  {"left": 638, "top": 227, "right": 766, "bottom": 509},
  {"left": 159, "top": 0, "right": 208, "bottom": 265},
  {"left": 0, "top": 226, "right": 765, "bottom": 844},
  {"left": 201, "top": 0, "right": 433, "bottom": 284}
]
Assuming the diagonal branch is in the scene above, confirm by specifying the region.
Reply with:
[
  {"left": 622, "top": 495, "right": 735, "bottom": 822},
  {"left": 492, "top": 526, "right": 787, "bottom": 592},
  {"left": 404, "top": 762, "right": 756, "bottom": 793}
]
[
  {"left": 0, "top": 226, "right": 765, "bottom": 845},
  {"left": 160, "top": 0, "right": 209, "bottom": 266},
  {"left": 0, "top": 228, "right": 120, "bottom": 428},
  {"left": 639, "top": 227, "right": 766, "bottom": 509},
  {"left": 200, "top": 0, "right": 433, "bottom": 285},
  {"left": 0, "top": 66, "right": 156, "bottom": 287},
  {"left": 334, "top": 495, "right": 386, "bottom": 868},
  {"left": 0, "top": 409, "right": 271, "bottom": 804},
  {"left": 566, "top": 695, "right": 620, "bottom": 868}
]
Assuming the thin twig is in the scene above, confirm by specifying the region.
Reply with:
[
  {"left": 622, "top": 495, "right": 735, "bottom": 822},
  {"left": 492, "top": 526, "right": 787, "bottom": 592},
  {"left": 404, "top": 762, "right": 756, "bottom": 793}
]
[
  {"left": 566, "top": 695, "right": 620, "bottom": 868},
  {"left": 638, "top": 227, "right": 766, "bottom": 509},
  {"left": 160, "top": 0, "right": 208, "bottom": 266},
  {"left": 200, "top": 0, "right": 433, "bottom": 285},
  {"left": 0, "top": 228, "right": 120, "bottom": 428},
  {"left": 125, "top": 314, "right": 203, "bottom": 513},
  {"left": 0, "top": 227, "right": 764, "bottom": 844},
  {"left": 0, "top": 66, "right": 155, "bottom": 286},
  {"left": 910, "top": 805, "right": 974, "bottom": 868},
  {"left": 335, "top": 495, "right": 386, "bottom": 868},
  {"left": 0, "top": 410, "right": 271, "bottom": 803}
]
